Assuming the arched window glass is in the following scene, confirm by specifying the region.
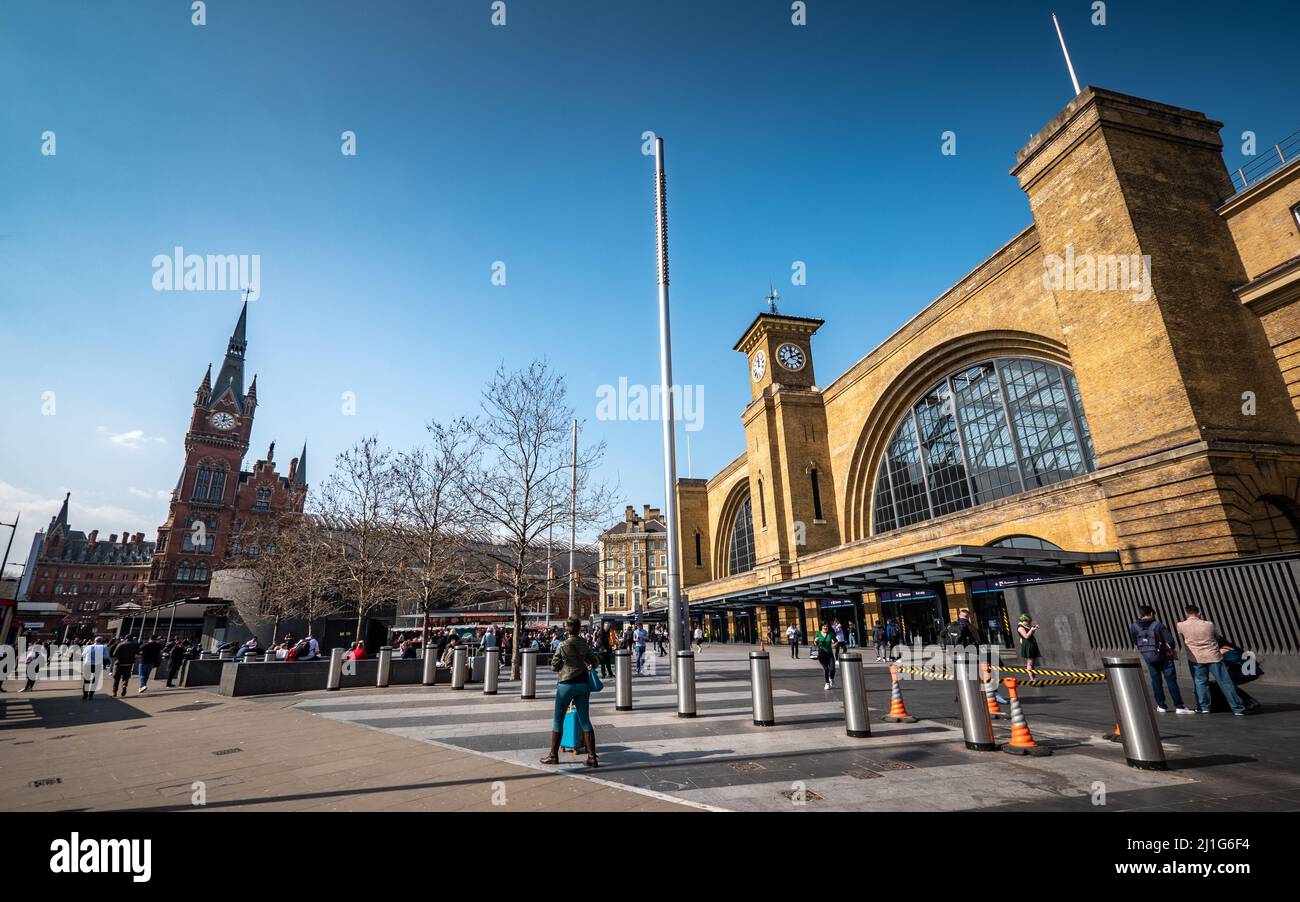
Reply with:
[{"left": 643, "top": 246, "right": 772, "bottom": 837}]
[
  {"left": 873, "top": 359, "right": 1095, "bottom": 534},
  {"left": 728, "top": 495, "right": 756, "bottom": 575}
]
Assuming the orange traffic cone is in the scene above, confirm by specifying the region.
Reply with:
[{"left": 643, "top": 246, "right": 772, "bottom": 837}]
[
  {"left": 1003, "top": 679, "right": 1052, "bottom": 756},
  {"left": 883, "top": 664, "right": 918, "bottom": 723},
  {"left": 981, "top": 662, "right": 1009, "bottom": 720},
  {"left": 1102, "top": 721, "right": 1122, "bottom": 743}
]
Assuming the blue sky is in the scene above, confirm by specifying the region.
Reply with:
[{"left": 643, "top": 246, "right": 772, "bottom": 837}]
[{"left": 1, "top": 0, "right": 1295, "bottom": 564}]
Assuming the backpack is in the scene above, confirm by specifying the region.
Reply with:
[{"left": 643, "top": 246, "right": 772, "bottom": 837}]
[
  {"left": 944, "top": 621, "right": 969, "bottom": 645},
  {"left": 294, "top": 638, "right": 312, "bottom": 658}
]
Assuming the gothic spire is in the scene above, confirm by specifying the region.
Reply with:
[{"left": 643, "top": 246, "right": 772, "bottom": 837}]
[
  {"left": 51, "top": 492, "right": 70, "bottom": 532},
  {"left": 292, "top": 441, "right": 308, "bottom": 485},
  {"left": 210, "top": 300, "right": 248, "bottom": 411}
]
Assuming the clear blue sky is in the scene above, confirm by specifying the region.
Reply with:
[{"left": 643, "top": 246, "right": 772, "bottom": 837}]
[{"left": 1, "top": 0, "right": 1296, "bottom": 563}]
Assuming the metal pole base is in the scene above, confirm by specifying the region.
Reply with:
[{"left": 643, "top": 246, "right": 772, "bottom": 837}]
[
  {"left": 616, "top": 705, "right": 632, "bottom": 712},
  {"left": 484, "top": 690, "right": 497, "bottom": 696},
  {"left": 754, "top": 719, "right": 775, "bottom": 727},
  {"left": 965, "top": 740, "right": 1000, "bottom": 752},
  {"left": 883, "top": 714, "right": 918, "bottom": 723},
  {"left": 1127, "top": 758, "right": 1168, "bottom": 771},
  {"left": 1004, "top": 744, "right": 1053, "bottom": 757},
  {"left": 677, "top": 712, "right": 696, "bottom": 718},
  {"left": 522, "top": 692, "right": 535, "bottom": 700},
  {"left": 846, "top": 728, "right": 870, "bottom": 738}
]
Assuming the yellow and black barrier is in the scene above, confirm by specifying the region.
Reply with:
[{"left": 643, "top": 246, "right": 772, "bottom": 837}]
[{"left": 896, "top": 664, "right": 1106, "bottom": 687}]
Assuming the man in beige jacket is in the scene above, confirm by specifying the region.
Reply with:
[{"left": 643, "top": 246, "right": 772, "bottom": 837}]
[{"left": 1176, "top": 605, "right": 1247, "bottom": 716}]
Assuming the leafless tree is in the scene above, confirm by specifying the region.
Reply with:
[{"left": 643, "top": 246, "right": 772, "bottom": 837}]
[
  {"left": 317, "top": 437, "right": 406, "bottom": 644},
  {"left": 459, "top": 360, "right": 613, "bottom": 679},
  {"left": 392, "top": 420, "right": 480, "bottom": 650},
  {"left": 229, "top": 512, "right": 298, "bottom": 643}
]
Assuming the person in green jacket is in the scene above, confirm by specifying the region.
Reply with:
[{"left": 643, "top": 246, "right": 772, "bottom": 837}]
[
  {"left": 815, "top": 623, "right": 837, "bottom": 690},
  {"left": 541, "top": 617, "right": 600, "bottom": 767}
]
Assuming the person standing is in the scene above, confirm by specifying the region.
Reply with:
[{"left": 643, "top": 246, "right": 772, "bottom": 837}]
[
  {"left": 786, "top": 623, "right": 799, "bottom": 658},
  {"left": 137, "top": 635, "right": 163, "bottom": 693},
  {"left": 1176, "top": 605, "right": 1247, "bottom": 716},
  {"left": 165, "top": 639, "right": 187, "bottom": 688},
  {"left": 82, "top": 636, "right": 109, "bottom": 701},
  {"left": 942, "top": 609, "right": 982, "bottom": 650},
  {"left": 815, "top": 624, "right": 837, "bottom": 690},
  {"left": 1015, "top": 614, "right": 1042, "bottom": 682},
  {"left": 540, "top": 617, "right": 600, "bottom": 768},
  {"left": 885, "top": 619, "right": 899, "bottom": 658},
  {"left": 112, "top": 635, "right": 140, "bottom": 698},
  {"left": 692, "top": 624, "right": 704, "bottom": 653},
  {"left": 873, "top": 621, "right": 887, "bottom": 662},
  {"left": 847, "top": 624, "right": 857, "bottom": 648},
  {"left": 1130, "top": 606, "right": 1191, "bottom": 714}
]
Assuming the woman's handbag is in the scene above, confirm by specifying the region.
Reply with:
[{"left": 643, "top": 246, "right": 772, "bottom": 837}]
[{"left": 588, "top": 668, "right": 604, "bottom": 692}]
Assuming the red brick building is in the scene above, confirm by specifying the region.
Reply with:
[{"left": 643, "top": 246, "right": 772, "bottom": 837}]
[{"left": 146, "top": 302, "right": 308, "bottom": 606}]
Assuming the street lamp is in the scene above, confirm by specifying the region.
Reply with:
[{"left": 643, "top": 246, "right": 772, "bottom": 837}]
[{"left": 0, "top": 512, "right": 20, "bottom": 647}]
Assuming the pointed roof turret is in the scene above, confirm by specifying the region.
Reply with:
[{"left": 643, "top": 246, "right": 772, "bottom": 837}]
[
  {"left": 292, "top": 441, "right": 308, "bottom": 485},
  {"left": 199, "top": 363, "right": 212, "bottom": 392},
  {"left": 50, "top": 492, "right": 71, "bottom": 532},
  {"left": 210, "top": 300, "right": 248, "bottom": 411}
]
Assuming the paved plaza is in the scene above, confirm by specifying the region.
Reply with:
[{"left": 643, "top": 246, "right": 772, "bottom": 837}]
[{"left": 6, "top": 644, "right": 1299, "bottom": 813}]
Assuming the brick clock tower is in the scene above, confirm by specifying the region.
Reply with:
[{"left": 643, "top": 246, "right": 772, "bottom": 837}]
[{"left": 147, "top": 302, "right": 308, "bottom": 607}]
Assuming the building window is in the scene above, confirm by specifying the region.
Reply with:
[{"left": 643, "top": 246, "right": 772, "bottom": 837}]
[
  {"left": 810, "top": 467, "right": 823, "bottom": 521},
  {"left": 694, "top": 531, "right": 702, "bottom": 567},
  {"left": 194, "top": 563, "right": 208, "bottom": 582},
  {"left": 192, "top": 467, "right": 211, "bottom": 500},
  {"left": 633, "top": 590, "right": 641, "bottom": 607},
  {"left": 633, "top": 572, "right": 640, "bottom": 587},
  {"left": 177, "top": 564, "right": 192, "bottom": 582},
  {"left": 757, "top": 479, "right": 767, "bottom": 529},
  {"left": 606, "top": 593, "right": 614, "bottom": 609},
  {"left": 871, "top": 358, "right": 1095, "bottom": 534},
  {"left": 208, "top": 470, "right": 226, "bottom": 501},
  {"left": 633, "top": 556, "right": 640, "bottom": 569},
  {"left": 1293, "top": 202, "right": 1300, "bottom": 230},
  {"left": 728, "top": 495, "right": 756, "bottom": 575},
  {"left": 255, "top": 487, "right": 272, "bottom": 511},
  {"left": 618, "top": 591, "right": 625, "bottom": 609}
]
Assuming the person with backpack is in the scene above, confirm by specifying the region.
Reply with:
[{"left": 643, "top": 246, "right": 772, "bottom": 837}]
[
  {"left": 1130, "top": 606, "right": 1190, "bottom": 714},
  {"left": 873, "top": 621, "right": 888, "bottom": 662},
  {"left": 112, "top": 635, "right": 140, "bottom": 697},
  {"left": 165, "top": 639, "right": 187, "bottom": 687},
  {"left": 885, "top": 619, "right": 899, "bottom": 658},
  {"left": 942, "top": 609, "right": 982, "bottom": 649},
  {"left": 137, "top": 635, "right": 164, "bottom": 693}
]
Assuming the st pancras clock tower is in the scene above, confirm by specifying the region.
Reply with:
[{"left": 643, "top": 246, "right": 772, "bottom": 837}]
[{"left": 147, "top": 300, "right": 308, "bottom": 607}]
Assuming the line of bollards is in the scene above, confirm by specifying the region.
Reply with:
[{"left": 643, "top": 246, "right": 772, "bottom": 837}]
[
  {"left": 483, "top": 648, "right": 500, "bottom": 695},
  {"left": 521, "top": 647, "right": 537, "bottom": 699},
  {"left": 450, "top": 645, "right": 468, "bottom": 690}
]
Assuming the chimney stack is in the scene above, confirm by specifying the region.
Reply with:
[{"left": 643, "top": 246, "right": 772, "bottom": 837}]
[
  {"left": 87, "top": 530, "right": 98, "bottom": 544},
  {"left": 289, "top": 457, "right": 298, "bottom": 480},
  {"left": 108, "top": 534, "right": 119, "bottom": 544},
  {"left": 625, "top": 505, "right": 635, "bottom": 523}
]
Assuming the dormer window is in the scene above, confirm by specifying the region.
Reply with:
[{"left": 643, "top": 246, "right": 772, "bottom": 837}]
[{"left": 255, "top": 487, "right": 272, "bottom": 511}]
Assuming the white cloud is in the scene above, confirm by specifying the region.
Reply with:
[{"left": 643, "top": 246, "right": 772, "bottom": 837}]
[
  {"left": 0, "top": 482, "right": 162, "bottom": 576},
  {"left": 96, "top": 426, "right": 166, "bottom": 450},
  {"left": 128, "top": 487, "right": 172, "bottom": 501}
]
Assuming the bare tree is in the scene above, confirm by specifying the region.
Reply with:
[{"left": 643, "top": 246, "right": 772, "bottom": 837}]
[
  {"left": 392, "top": 420, "right": 479, "bottom": 650},
  {"left": 317, "top": 437, "right": 406, "bottom": 644},
  {"left": 460, "top": 360, "right": 613, "bottom": 679},
  {"left": 280, "top": 512, "right": 344, "bottom": 641},
  {"left": 229, "top": 512, "right": 298, "bottom": 643}
]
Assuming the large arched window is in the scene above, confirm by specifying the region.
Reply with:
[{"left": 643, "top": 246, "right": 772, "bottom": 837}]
[
  {"left": 728, "top": 495, "right": 756, "bottom": 575},
  {"left": 872, "top": 358, "right": 1095, "bottom": 534}
]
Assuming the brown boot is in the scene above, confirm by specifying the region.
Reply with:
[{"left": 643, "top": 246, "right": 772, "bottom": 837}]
[
  {"left": 540, "top": 731, "right": 561, "bottom": 764},
  {"left": 582, "top": 730, "right": 598, "bottom": 767}
]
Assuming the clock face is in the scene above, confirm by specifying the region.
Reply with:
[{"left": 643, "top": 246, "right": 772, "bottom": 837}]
[
  {"left": 777, "top": 343, "right": 806, "bottom": 371},
  {"left": 210, "top": 412, "right": 237, "bottom": 431},
  {"left": 751, "top": 350, "right": 767, "bottom": 382}
]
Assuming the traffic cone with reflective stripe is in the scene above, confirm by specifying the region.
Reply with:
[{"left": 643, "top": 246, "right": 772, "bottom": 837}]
[
  {"left": 982, "top": 662, "right": 1009, "bottom": 719},
  {"left": 883, "top": 664, "right": 918, "bottom": 723},
  {"left": 1103, "top": 721, "right": 1122, "bottom": 742},
  {"left": 1003, "top": 678, "right": 1052, "bottom": 756}
]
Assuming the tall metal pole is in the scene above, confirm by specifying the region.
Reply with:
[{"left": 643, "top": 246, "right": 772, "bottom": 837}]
[
  {"left": 547, "top": 518, "right": 553, "bottom": 628},
  {"left": 0, "top": 512, "right": 20, "bottom": 647},
  {"left": 653, "top": 137, "right": 684, "bottom": 678},
  {"left": 1052, "top": 13, "right": 1082, "bottom": 96},
  {"left": 568, "top": 418, "right": 577, "bottom": 620}
]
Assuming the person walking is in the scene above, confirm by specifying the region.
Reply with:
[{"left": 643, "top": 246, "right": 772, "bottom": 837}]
[
  {"left": 112, "top": 635, "right": 140, "bottom": 698},
  {"left": 1177, "top": 605, "right": 1247, "bottom": 716},
  {"left": 1015, "top": 614, "right": 1042, "bottom": 682},
  {"left": 873, "top": 621, "right": 888, "bottom": 662},
  {"left": 1130, "top": 606, "right": 1191, "bottom": 714},
  {"left": 692, "top": 624, "right": 703, "bottom": 653},
  {"left": 815, "top": 624, "right": 837, "bottom": 690},
  {"left": 847, "top": 624, "right": 857, "bottom": 648},
  {"left": 137, "top": 635, "right": 163, "bottom": 693},
  {"left": 632, "top": 623, "right": 648, "bottom": 675},
  {"left": 81, "top": 636, "right": 109, "bottom": 701},
  {"left": 942, "top": 609, "right": 982, "bottom": 650},
  {"left": 21, "top": 637, "right": 45, "bottom": 692},
  {"left": 540, "top": 617, "right": 600, "bottom": 768},
  {"left": 786, "top": 623, "right": 799, "bottom": 659}
]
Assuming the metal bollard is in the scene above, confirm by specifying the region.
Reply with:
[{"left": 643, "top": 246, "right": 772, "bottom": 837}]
[
  {"left": 1103, "top": 654, "right": 1167, "bottom": 770},
  {"left": 483, "top": 648, "right": 500, "bottom": 695},
  {"left": 377, "top": 646, "right": 393, "bottom": 687},
  {"left": 450, "top": 645, "right": 468, "bottom": 689},
  {"left": 614, "top": 649, "right": 633, "bottom": 711},
  {"left": 521, "top": 648, "right": 538, "bottom": 699},
  {"left": 676, "top": 650, "right": 697, "bottom": 718},
  {"left": 422, "top": 643, "right": 438, "bottom": 686},
  {"left": 326, "top": 647, "right": 345, "bottom": 691},
  {"left": 954, "top": 650, "right": 998, "bottom": 751},
  {"left": 749, "top": 650, "right": 774, "bottom": 726},
  {"left": 839, "top": 652, "right": 871, "bottom": 738}
]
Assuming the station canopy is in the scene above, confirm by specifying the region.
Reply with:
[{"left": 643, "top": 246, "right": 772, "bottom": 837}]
[{"left": 687, "top": 543, "right": 1119, "bottom": 611}]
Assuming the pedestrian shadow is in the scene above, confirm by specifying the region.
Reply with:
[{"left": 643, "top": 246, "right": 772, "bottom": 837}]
[
  {"left": 0, "top": 692, "right": 151, "bottom": 730},
  {"left": 1165, "top": 753, "right": 1256, "bottom": 770}
]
